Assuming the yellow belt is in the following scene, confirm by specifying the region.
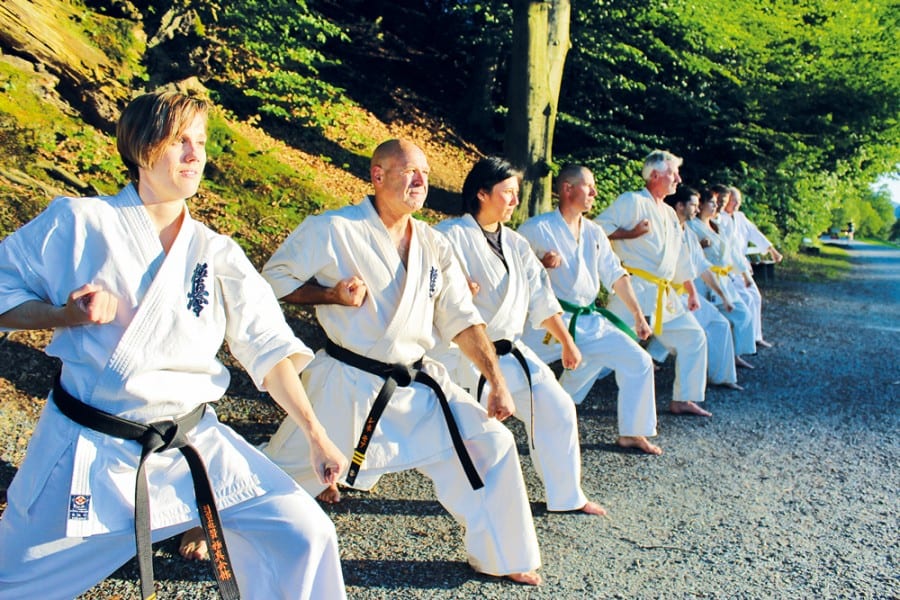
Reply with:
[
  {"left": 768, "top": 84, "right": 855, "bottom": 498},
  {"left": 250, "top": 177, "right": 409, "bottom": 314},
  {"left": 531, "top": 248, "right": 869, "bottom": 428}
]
[
  {"left": 709, "top": 265, "right": 732, "bottom": 276},
  {"left": 624, "top": 265, "right": 682, "bottom": 336}
]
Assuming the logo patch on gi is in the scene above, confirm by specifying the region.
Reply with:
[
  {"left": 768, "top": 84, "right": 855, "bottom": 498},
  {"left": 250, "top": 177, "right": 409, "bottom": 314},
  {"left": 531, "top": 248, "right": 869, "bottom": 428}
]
[
  {"left": 186, "top": 262, "right": 210, "bottom": 316},
  {"left": 69, "top": 494, "right": 91, "bottom": 520},
  {"left": 428, "top": 266, "right": 438, "bottom": 298}
]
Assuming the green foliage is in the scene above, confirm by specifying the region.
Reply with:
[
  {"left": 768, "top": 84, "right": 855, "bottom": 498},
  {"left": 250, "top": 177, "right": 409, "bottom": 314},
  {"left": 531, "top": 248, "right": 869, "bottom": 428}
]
[
  {"left": 199, "top": 0, "right": 352, "bottom": 131},
  {"left": 777, "top": 243, "right": 851, "bottom": 283},
  {"left": 535, "top": 0, "right": 900, "bottom": 249},
  {"left": 201, "top": 111, "right": 330, "bottom": 261},
  {"left": 76, "top": 7, "right": 147, "bottom": 83},
  {"left": 0, "top": 59, "right": 123, "bottom": 192},
  {"left": 831, "top": 187, "right": 897, "bottom": 239}
]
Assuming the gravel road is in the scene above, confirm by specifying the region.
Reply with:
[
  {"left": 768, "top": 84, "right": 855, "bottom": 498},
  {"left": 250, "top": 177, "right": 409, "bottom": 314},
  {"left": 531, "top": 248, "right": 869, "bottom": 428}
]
[{"left": 2, "top": 241, "right": 897, "bottom": 599}]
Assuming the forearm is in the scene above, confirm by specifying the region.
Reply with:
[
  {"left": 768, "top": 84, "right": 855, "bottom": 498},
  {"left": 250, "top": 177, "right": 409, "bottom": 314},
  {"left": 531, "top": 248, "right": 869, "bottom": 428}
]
[
  {"left": 453, "top": 324, "right": 505, "bottom": 387},
  {"left": 607, "top": 227, "right": 635, "bottom": 240},
  {"left": 264, "top": 358, "right": 329, "bottom": 442},
  {"left": 540, "top": 313, "right": 571, "bottom": 345},
  {"left": 280, "top": 280, "right": 339, "bottom": 305},
  {"left": 0, "top": 299, "right": 72, "bottom": 330},
  {"left": 264, "top": 357, "right": 346, "bottom": 483},
  {"left": 611, "top": 275, "right": 644, "bottom": 321},
  {"left": 699, "top": 271, "right": 726, "bottom": 301}
]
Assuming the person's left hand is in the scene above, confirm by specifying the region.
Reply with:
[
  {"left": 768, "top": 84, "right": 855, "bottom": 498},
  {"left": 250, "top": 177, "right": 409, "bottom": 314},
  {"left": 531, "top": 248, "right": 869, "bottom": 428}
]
[
  {"left": 486, "top": 383, "right": 516, "bottom": 422},
  {"left": 561, "top": 340, "right": 582, "bottom": 370},
  {"left": 634, "top": 315, "right": 652, "bottom": 340},
  {"left": 308, "top": 428, "right": 349, "bottom": 486},
  {"left": 687, "top": 292, "right": 701, "bottom": 311}
]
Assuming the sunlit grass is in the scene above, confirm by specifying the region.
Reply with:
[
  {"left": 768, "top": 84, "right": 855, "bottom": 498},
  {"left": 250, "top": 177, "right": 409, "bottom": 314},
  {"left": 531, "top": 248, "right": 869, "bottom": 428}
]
[{"left": 778, "top": 243, "right": 851, "bottom": 282}]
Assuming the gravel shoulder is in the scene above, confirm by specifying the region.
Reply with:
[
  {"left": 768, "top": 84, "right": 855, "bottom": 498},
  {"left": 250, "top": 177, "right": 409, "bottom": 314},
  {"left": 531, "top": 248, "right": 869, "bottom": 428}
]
[{"left": 2, "top": 241, "right": 898, "bottom": 599}]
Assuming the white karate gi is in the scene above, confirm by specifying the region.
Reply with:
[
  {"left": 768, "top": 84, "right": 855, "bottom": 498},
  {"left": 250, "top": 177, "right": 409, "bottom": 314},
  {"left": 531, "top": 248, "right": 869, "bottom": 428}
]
[
  {"left": 261, "top": 197, "right": 541, "bottom": 577},
  {"left": 731, "top": 210, "right": 776, "bottom": 261},
  {"left": 430, "top": 215, "right": 587, "bottom": 511},
  {"left": 685, "top": 220, "right": 756, "bottom": 356},
  {"left": 0, "top": 185, "right": 344, "bottom": 600},
  {"left": 719, "top": 211, "right": 766, "bottom": 342},
  {"left": 679, "top": 225, "right": 738, "bottom": 386},
  {"left": 595, "top": 189, "right": 707, "bottom": 404},
  {"left": 517, "top": 210, "right": 656, "bottom": 438}
]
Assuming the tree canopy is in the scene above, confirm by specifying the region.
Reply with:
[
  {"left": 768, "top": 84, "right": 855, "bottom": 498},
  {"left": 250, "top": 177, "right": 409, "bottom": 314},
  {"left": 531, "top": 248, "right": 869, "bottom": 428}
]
[
  {"left": 398, "top": 0, "right": 898, "bottom": 247},
  {"left": 2, "top": 0, "right": 897, "bottom": 250}
]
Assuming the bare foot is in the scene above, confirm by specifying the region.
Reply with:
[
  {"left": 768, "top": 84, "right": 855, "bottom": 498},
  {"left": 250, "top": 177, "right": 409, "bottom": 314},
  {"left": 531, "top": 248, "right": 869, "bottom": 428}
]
[
  {"left": 617, "top": 435, "right": 663, "bottom": 455},
  {"left": 580, "top": 501, "right": 608, "bottom": 516},
  {"left": 669, "top": 401, "right": 712, "bottom": 417},
  {"left": 757, "top": 339, "right": 773, "bottom": 348},
  {"left": 179, "top": 526, "right": 208, "bottom": 561},
  {"left": 735, "top": 356, "right": 755, "bottom": 369},
  {"left": 316, "top": 483, "right": 342, "bottom": 504},
  {"left": 721, "top": 382, "right": 744, "bottom": 391},
  {"left": 507, "top": 570, "right": 542, "bottom": 586}
]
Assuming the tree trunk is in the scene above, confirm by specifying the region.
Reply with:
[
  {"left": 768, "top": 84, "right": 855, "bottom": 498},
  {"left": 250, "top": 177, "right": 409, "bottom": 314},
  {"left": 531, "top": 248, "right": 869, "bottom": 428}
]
[
  {"left": 464, "top": 41, "right": 503, "bottom": 141},
  {"left": 505, "top": 0, "right": 571, "bottom": 221}
]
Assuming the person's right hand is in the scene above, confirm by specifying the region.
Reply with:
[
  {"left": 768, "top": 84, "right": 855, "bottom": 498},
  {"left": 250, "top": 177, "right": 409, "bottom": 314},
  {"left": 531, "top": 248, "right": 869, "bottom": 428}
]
[
  {"left": 334, "top": 276, "right": 367, "bottom": 306},
  {"left": 541, "top": 251, "right": 561, "bottom": 269},
  {"left": 65, "top": 284, "right": 117, "bottom": 325},
  {"left": 631, "top": 219, "right": 651, "bottom": 238}
]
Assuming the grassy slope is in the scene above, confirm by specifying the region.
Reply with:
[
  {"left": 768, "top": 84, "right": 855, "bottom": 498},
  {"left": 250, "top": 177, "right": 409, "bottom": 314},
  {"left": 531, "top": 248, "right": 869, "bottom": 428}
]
[{"left": 0, "top": 2, "right": 484, "bottom": 269}]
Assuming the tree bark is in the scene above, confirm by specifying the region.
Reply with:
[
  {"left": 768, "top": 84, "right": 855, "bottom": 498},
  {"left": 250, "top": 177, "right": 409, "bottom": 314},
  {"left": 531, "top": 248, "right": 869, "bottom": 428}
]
[{"left": 505, "top": 0, "right": 570, "bottom": 221}]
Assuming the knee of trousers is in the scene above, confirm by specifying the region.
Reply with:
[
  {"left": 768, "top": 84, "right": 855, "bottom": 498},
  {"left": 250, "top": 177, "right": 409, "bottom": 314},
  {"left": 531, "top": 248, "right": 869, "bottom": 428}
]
[
  {"left": 470, "top": 421, "right": 518, "bottom": 472},
  {"left": 265, "top": 490, "right": 339, "bottom": 548}
]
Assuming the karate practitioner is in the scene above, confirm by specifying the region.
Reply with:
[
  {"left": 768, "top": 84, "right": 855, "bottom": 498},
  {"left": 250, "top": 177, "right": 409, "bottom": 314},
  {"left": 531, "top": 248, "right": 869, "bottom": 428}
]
[
  {"left": 431, "top": 157, "right": 606, "bottom": 514},
  {"left": 665, "top": 187, "right": 747, "bottom": 389},
  {"left": 260, "top": 140, "right": 543, "bottom": 585},
  {"left": 704, "top": 184, "right": 767, "bottom": 350},
  {"left": 723, "top": 185, "right": 782, "bottom": 347},
  {"left": 518, "top": 164, "right": 662, "bottom": 454},
  {"left": 684, "top": 190, "right": 758, "bottom": 361},
  {"left": 595, "top": 151, "right": 711, "bottom": 417},
  {"left": 0, "top": 91, "right": 347, "bottom": 600}
]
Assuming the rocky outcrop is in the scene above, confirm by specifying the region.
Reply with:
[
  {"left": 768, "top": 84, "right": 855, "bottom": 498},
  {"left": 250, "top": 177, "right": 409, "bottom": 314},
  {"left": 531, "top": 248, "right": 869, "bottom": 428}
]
[{"left": 0, "top": 0, "right": 137, "bottom": 132}]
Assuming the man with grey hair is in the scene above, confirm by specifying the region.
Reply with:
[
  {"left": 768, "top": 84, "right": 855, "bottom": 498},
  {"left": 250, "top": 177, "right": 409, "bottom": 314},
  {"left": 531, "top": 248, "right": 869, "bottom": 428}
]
[{"left": 595, "top": 150, "right": 711, "bottom": 416}]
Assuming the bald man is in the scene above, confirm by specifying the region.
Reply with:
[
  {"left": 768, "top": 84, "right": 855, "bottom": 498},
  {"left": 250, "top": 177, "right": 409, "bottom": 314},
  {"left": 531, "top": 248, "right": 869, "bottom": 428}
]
[{"left": 259, "top": 140, "right": 543, "bottom": 585}]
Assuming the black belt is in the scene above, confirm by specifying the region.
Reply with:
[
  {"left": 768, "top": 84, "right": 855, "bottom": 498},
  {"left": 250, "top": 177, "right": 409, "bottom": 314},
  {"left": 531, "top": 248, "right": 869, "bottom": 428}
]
[
  {"left": 475, "top": 340, "right": 535, "bottom": 449},
  {"left": 52, "top": 376, "right": 240, "bottom": 600},
  {"left": 324, "top": 340, "right": 484, "bottom": 490}
]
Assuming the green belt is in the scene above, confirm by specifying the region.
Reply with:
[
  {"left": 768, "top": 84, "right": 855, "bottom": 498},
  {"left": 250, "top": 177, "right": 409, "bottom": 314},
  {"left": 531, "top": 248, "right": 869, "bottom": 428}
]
[{"left": 557, "top": 297, "right": 639, "bottom": 343}]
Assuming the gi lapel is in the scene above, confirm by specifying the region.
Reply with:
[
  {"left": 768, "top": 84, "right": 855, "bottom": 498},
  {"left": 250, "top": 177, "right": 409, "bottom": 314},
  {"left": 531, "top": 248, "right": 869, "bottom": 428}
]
[
  {"left": 382, "top": 217, "right": 427, "bottom": 346},
  {"left": 488, "top": 223, "right": 523, "bottom": 333},
  {"left": 93, "top": 203, "right": 197, "bottom": 403}
]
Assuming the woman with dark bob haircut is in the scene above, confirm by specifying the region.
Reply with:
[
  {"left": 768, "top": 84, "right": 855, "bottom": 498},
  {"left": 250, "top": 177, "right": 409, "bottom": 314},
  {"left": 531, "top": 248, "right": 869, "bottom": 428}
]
[{"left": 431, "top": 156, "right": 606, "bottom": 516}]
